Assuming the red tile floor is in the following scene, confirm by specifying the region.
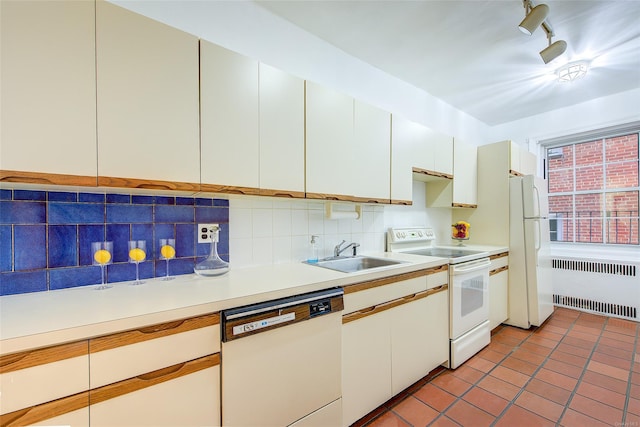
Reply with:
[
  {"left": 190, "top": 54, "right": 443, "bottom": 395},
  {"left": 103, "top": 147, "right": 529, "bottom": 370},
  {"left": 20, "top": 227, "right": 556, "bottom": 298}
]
[{"left": 355, "top": 307, "right": 640, "bottom": 426}]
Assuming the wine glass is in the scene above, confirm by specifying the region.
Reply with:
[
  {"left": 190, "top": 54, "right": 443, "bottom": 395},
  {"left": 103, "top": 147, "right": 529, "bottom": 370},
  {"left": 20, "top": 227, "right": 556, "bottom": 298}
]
[
  {"left": 159, "top": 238, "right": 176, "bottom": 281},
  {"left": 92, "top": 241, "right": 113, "bottom": 290},
  {"left": 128, "top": 240, "right": 147, "bottom": 285}
]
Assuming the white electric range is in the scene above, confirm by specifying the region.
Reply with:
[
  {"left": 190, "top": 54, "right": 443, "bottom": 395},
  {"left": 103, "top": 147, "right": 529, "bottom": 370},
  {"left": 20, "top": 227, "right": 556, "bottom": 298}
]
[{"left": 387, "top": 227, "right": 491, "bottom": 369}]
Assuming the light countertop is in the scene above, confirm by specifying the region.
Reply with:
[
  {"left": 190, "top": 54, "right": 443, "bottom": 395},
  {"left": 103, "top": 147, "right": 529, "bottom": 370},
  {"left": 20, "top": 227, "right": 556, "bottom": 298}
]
[{"left": 0, "top": 252, "right": 448, "bottom": 354}]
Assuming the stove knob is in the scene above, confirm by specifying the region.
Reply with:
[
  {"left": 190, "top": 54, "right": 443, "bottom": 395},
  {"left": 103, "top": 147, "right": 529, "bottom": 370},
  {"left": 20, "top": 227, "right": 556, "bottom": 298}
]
[{"left": 418, "top": 231, "right": 423, "bottom": 237}]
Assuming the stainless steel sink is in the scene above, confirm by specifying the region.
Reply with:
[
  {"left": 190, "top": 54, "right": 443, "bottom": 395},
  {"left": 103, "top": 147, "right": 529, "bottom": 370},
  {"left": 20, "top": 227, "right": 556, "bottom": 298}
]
[{"left": 305, "top": 256, "right": 405, "bottom": 273}]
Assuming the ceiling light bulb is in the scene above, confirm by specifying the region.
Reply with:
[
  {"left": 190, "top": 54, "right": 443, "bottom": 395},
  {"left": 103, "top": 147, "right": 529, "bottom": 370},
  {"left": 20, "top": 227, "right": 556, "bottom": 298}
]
[
  {"left": 519, "top": 3, "right": 549, "bottom": 35},
  {"left": 556, "top": 61, "right": 589, "bottom": 82},
  {"left": 540, "top": 39, "right": 567, "bottom": 64}
]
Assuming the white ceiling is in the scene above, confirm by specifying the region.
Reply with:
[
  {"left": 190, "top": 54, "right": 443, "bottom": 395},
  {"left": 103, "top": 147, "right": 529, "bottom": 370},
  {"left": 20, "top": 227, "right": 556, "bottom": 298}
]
[{"left": 256, "top": 0, "right": 640, "bottom": 126}]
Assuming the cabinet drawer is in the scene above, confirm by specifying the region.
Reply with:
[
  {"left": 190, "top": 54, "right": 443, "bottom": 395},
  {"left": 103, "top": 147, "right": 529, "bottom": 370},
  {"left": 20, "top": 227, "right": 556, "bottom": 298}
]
[
  {"left": 0, "top": 341, "right": 88, "bottom": 416},
  {"left": 89, "top": 313, "right": 219, "bottom": 388},
  {"left": 344, "top": 276, "right": 426, "bottom": 314},
  {"left": 490, "top": 252, "right": 509, "bottom": 272},
  {"left": 427, "top": 270, "right": 448, "bottom": 289}
]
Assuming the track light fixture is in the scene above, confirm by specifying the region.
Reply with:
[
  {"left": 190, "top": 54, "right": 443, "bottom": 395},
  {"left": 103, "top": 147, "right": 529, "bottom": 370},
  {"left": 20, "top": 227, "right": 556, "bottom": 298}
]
[
  {"left": 517, "top": 0, "right": 568, "bottom": 64},
  {"left": 518, "top": 1, "right": 549, "bottom": 35},
  {"left": 540, "top": 31, "right": 567, "bottom": 64}
]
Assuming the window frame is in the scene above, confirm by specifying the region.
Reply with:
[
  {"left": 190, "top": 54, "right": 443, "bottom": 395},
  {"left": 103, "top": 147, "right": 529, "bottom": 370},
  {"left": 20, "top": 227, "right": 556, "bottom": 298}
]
[{"left": 541, "top": 123, "right": 639, "bottom": 246}]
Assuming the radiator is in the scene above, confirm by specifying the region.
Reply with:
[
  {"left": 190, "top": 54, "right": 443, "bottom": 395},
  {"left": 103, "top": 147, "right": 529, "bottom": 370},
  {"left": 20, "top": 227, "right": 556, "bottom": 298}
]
[{"left": 551, "top": 257, "right": 639, "bottom": 321}]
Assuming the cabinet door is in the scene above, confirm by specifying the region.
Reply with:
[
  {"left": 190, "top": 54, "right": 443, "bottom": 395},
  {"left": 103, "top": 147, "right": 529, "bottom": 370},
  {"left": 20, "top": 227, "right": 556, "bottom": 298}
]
[
  {"left": 489, "top": 255, "right": 509, "bottom": 329},
  {"left": 96, "top": 1, "right": 200, "bottom": 188},
  {"left": 90, "top": 364, "right": 220, "bottom": 427},
  {"left": 200, "top": 41, "right": 259, "bottom": 191},
  {"left": 259, "top": 63, "right": 305, "bottom": 196},
  {"left": 342, "top": 312, "right": 392, "bottom": 427},
  {"left": 305, "top": 81, "right": 354, "bottom": 199},
  {"left": 353, "top": 100, "right": 391, "bottom": 202},
  {"left": 0, "top": 341, "right": 89, "bottom": 425},
  {"left": 390, "top": 115, "right": 423, "bottom": 203},
  {"left": 390, "top": 288, "right": 448, "bottom": 395},
  {"left": 0, "top": 0, "right": 96, "bottom": 182},
  {"left": 452, "top": 138, "right": 478, "bottom": 207},
  {"left": 430, "top": 132, "right": 454, "bottom": 176}
]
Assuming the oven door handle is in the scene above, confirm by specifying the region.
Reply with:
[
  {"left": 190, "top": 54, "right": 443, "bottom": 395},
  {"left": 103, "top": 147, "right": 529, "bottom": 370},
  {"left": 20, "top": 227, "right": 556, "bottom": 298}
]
[{"left": 451, "top": 258, "right": 491, "bottom": 274}]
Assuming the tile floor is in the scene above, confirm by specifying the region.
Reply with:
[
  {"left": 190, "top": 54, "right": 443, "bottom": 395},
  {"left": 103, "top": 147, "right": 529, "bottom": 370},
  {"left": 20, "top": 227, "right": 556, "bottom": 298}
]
[{"left": 355, "top": 307, "right": 640, "bottom": 427}]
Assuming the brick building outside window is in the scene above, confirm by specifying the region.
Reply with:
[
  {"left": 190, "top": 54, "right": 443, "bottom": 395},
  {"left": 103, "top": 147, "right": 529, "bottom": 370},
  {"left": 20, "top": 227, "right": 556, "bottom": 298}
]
[{"left": 546, "top": 130, "right": 639, "bottom": 245}]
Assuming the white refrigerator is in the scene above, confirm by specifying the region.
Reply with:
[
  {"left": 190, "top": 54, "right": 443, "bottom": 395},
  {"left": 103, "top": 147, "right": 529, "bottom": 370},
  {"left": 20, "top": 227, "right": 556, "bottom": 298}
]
[{"left": 507, "top": 174, "right": 554, "bottom": 329}]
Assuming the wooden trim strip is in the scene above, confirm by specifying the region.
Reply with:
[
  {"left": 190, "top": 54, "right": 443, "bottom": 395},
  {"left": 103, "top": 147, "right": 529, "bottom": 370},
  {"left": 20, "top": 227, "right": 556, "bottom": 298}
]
[
  {"left": 89, "top": 313, "right": 220, "bottom": 354},
  {"left": 258, "top": 188, "right": 306, "bottom": 199},
  {"left": 489, "top": 251, "right": 509, "bottom": 261},
  {"left": 390, "top": 199, "right": 413, "bottom": 206},
  {"left": 349, "top": 196, "right": 391, "bottom": 204},
  {"left": 0, "top": 341, "right": 87, "bottom": 374},
  {"left": 490, "top": 265, "right": 509, "bottom": 276},
  {"left": 452, "top": 203, "right": 478, "bottom": 209},
  {"left": 411, "top": 167, "right": 454, "bottom": 180},
  {"left": 0, "top": 170, "right": 97, "bottom": 187},
  {"left": 509, "top": 170, "right": 524, "bottom": 177},
  {"left": 305, "top": 192, "right": 355, "bottom": 202},
  {"left": 200, "top": 183, "right": 260, "bottom": 195},
  {"left": 89, "top": 353, "right": 220, "bottom": 406},
  {"left": 344, "top": 264, "right": 448, "bottom": 295},
  {"left": 342, "top": 284, "right": 448, "bottom": 324},
  {"left": 0, "top": 391, "right": 89, "bottom": 427},
  {"left": 98, "top": 176, "right": 199, "bottom": 192}
]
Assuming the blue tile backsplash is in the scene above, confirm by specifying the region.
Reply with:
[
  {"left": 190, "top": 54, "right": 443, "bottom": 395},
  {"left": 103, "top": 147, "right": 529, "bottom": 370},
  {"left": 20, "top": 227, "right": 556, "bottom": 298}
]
[{"left": 0, "top": 189, "right": 229, "bottom": 296}]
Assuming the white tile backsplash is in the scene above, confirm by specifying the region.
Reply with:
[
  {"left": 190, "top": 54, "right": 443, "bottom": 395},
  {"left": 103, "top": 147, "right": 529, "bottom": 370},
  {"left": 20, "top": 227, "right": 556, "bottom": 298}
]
[{"left": 228, "top": 182, "right": 452, "bottom": 268}]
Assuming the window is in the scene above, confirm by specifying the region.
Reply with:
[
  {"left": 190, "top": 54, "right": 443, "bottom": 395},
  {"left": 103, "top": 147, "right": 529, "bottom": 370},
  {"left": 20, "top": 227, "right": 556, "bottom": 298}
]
[{"left": 545, "top": 129, "right": 639, "bottom": 245}]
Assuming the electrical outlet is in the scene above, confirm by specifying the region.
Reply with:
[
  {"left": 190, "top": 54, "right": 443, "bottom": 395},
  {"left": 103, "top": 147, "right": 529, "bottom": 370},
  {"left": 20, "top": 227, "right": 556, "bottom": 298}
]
[{"left": 198, "top": 224, "right": 219, "bottom": 243}]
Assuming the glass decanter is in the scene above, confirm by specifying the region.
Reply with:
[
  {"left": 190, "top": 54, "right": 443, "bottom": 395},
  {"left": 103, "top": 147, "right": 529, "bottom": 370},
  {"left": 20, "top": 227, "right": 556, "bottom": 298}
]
[{"left": 194, "top": 225, "right": 229, "bottom": 277}]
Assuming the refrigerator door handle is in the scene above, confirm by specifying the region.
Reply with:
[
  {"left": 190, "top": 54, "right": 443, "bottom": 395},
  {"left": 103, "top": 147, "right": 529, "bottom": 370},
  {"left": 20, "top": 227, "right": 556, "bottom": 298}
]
[{"left": 532, "top": 184, "right": 541, "bottom": 218}]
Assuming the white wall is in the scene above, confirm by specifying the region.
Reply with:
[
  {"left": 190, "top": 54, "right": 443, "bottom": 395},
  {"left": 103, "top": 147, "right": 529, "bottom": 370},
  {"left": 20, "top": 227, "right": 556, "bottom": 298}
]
[{"left": 228, "top": 181, "right": 451, "bottom": 268}]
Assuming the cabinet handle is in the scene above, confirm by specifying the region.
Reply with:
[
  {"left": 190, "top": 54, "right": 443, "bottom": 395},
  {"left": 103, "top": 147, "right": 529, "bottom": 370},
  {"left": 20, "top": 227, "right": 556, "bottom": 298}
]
[
  {"left": 0, "top": 341, "right": 87, "bottom": 373},
  {"left": 137, "top": 319, "right": 185, "bottom": 334},
  {"left": 0, "top": 391, "right": 89, "bottom": 427}
]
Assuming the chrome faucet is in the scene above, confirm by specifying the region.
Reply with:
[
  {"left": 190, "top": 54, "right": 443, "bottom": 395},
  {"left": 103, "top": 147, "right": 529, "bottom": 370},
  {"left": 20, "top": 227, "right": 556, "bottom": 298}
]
[{"left": 334, "top": 240, "right": 360, "bottom": 257}]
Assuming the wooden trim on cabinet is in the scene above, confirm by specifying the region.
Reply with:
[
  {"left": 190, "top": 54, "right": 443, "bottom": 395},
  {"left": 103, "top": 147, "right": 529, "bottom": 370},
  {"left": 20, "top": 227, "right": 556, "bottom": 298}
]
[
  {"left": 305, "top": 192, "right": 355, "bottom": 202},
  {"left": 342, "top": 284, "right": 448, "bottom": 324},
  {"left": 489, "top": 251, "right": 509, "bottom": 261},
  {"left": 89, "top": 353, "right": 220, "bottom": 406},
  {"left": 0, "top": 391, "right": 89, "bottom": 427},
  {"left": 258, "top": 188, "right": 306, "bottom": 199},
  {"left": 350, "top": 196, "right": 391, "bottom": 204},
  {"left": 509, "top": 170, "right": 524, "bottom": 177},
  {"left": 97, "top": 176, "right": 200, "bottom": 192},
  {"left": 0, "top": 170, "right": 97, "bottom": 187},
  {"left": 0, "top": 340, "right": 87, "bottom": 374},
  {"left": 390, "top": 199, "right": 413, "bottom": 206},
  {"left": 452, "top": 203, "right": 478, "bottom": 209},
  {"left": 490, "top": 265, "right": 509, "bottom": 276},
  {"left": 411, "top": 167, "right": 453, "bottom": 180},
  {"left": 89, "top": 313, "right": 220, "bottom": 354},
  {"left": 344, "top": 264, "right": 448, "bottom": 295},
  {"left": 200, "top": 183, "right": 260, "bottom": 196}
]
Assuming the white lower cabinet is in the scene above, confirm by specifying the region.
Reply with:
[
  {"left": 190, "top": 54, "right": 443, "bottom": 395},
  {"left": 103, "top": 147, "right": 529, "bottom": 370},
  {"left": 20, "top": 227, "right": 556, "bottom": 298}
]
[
  {"left": 342, "top": 309, "right": 393, "bottom": 426},
  {"left": 0, "top": 341, "right": 90, "bottom": 426},
  {"left": 88, "top": 313, "right": 221, "bottom": 426},
  {"left": 489, "top": 253, "right": 509, "bottom": 329},
  {"left": 90, "top": 363, "right": 219, "bottom": 427},
  {"left": 341, "top": 267, "right": 449, "bottom": 426},
  {"left": 390, "top": 288, "right": 449, "bottom": 395}
]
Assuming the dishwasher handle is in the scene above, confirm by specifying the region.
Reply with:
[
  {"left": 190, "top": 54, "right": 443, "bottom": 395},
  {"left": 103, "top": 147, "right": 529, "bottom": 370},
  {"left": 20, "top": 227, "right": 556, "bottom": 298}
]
[{"left": 221, "top": 287, "right": 344, "bottom": 342}]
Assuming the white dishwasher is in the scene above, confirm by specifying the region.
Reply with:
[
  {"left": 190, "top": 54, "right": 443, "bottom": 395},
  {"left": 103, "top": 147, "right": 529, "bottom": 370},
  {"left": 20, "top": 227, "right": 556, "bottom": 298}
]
[{"left": 221, "top": 287, "right": 344, "bottom": 427}]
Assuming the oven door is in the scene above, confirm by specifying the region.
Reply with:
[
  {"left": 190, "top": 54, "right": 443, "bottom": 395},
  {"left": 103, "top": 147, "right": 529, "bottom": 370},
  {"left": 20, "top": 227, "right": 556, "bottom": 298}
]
[{"left": 450, "top": 258, "right": 491, "bottom": 339}]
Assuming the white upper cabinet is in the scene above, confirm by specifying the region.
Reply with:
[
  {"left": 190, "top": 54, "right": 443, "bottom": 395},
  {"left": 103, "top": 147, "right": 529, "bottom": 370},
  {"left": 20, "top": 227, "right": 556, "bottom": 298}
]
[
  {"left": 305, "top": 81, "right": 355, "bottom": 199},
  {"left": 96, "top": 1, "right": 200, "bottom": 188},
  {"left": 1, "top": 0, "right": 97, "bottom": 182},
  {"left": 391, "top": 116, "right": 453, "bottom": 203},
  {"left": 200, "top": 41, "right": 260, "bottom": 192},
  {"left": 508, "top": 140, "right": 537, "bottom": 176},
  {"left": 353, "top": 100, "right": 391, "bottom": 202},
  {"left": 452, "top": 138, "right": 478, "bottom": 207},
  {"left": 259, "top": 64, "right": 305, "bottom": 196}
]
